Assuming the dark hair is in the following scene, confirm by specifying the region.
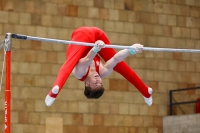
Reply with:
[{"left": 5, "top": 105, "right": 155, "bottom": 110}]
[{"left": 84, "top": 85, "right": 105, "bottom": 99}]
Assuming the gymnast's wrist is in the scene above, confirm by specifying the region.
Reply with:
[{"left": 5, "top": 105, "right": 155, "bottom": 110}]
[
  {"left": 128, "top": 49, "right": 136, "bottom": 55},
  {"left": 92, "top": 47, "right": 100, "bottom": 53}
]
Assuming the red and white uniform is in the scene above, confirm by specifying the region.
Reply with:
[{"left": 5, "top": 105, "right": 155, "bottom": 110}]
[{"left": 47, "top": 26, "right": 151, "bottom": 104}]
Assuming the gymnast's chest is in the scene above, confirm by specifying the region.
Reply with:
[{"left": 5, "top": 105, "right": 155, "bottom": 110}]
[{"left": 89, "top": 60, "right": 100, "bottom": 71}]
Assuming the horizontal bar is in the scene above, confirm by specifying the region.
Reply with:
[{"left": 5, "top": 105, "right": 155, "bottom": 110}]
[
  {"left": 172, "top": 100, "right": 200, "bottom": 105},
  {"left": 8, "top": 33, "right": 200, "bottom": 53},
  {"left": 170, "top": 86, "right": 200, "bottom": 92}
]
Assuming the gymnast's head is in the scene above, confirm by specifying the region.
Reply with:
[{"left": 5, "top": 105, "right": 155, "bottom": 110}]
[{"left": 84, "top": 71, "right": 104, "bottom": 99}]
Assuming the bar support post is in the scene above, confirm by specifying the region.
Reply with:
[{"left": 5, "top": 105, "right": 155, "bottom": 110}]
[{"left": 5, "top": 33, "right": 12, "bottom": 133}]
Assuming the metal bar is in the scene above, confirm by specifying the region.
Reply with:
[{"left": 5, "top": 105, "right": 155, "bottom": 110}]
[
  {"left": 170, "top": 86, "right": 200, "bottom": 92},
  {"left": 171, "top": 100, "right": 200, "bottom": 105},
  {"left": 9, "top": 33, "right": 200, "bottom": 53},
  {"left": 169, "top": 87, "right": 200, "bottom": 115}
]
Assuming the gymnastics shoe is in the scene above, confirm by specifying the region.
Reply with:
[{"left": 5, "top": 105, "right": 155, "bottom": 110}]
[
  {"left": 45, "top": 85, "right": 59, "bottom": 106},
  {"left": 143, "top": 87, "right": 153, "bottom": 106}
]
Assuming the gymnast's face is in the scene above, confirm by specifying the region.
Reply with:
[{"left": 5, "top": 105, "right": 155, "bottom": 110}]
[{"left": 85, "top": 72, "right": 102, "bottom": 89}]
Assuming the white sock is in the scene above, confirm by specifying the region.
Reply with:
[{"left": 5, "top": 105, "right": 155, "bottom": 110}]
[
  {"left": 45, "top": 85, "right": 59, "bottom": 106},
  {"left": 52, "top": 85, "right": 59, "bottom": 94},
  {"left": 143, "top": 87, "right": 153, "bottom": 106}
]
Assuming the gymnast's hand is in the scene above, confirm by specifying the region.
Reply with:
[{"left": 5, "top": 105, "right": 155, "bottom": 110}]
[
  {"left": 93, "top": 40, "right": 105, "bottom": 53},
  {"left": 129, "top": 43, "right": 143, "bottom": 54}
]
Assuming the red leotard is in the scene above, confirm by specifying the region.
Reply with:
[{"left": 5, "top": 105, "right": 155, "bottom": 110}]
[
  {"left": 78, "top": 55, "right": 100, "bottom": 81},
  {"left": 48, "top": 27, "right": 151, "bottom": 99}
]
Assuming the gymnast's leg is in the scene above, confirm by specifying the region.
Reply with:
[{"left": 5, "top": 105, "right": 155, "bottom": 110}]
[
  {"left": 53, "top": 32, "right": 91, "bottom": 93},
  {"left": 45, "top": 31, "right": 92, "bottom": 106}
]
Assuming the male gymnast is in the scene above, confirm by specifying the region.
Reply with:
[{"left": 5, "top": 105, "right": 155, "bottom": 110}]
[{"left": 45, "top": 26, "right": 153, "bottom": 106}]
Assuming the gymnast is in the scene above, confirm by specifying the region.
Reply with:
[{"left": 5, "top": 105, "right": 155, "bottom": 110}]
[{"left": 45, "top": 26, "right": 153, "bottom": 106}]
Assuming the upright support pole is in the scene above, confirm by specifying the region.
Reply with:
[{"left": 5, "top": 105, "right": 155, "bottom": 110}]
[
  {"left": 5, "top": 33, "right": 12, "bottom": 133},
  {"left": 169, "top": 90, "right": 173, "bottom": 115}
]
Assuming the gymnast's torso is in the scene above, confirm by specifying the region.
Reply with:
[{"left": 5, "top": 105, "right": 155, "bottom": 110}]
[
  {"left": 74, "top": 55, "right": 101, "bottom": 81},
  {"left": 71, "top": 27, "right": 111, "bottom": 81}
]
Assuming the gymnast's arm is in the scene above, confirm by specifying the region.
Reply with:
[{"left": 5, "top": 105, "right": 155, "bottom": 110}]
[
  {"left": 72, "top": 48, "right": 98, "bottom": 78},
  {"left": 100, "top": 43, "right": 143, "bottom": 78},
  {"left": 73, "top": 40, "right": 105, "bottom": 78}
]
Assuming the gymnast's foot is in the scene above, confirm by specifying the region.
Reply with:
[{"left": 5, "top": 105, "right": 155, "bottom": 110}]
[
  {"left": 45, "top": 85, "right": 59, "bottom": 106},
  {"left": 143, "top": 87, "right": 153, "bottom": 106}
]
